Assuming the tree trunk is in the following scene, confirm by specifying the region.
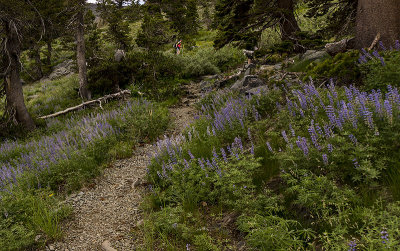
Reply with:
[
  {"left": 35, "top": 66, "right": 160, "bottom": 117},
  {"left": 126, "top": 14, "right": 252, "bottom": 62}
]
[
  {"left": 32, "top": 44, "right": 43, "bottom": 79},
  {"left": 277, "top": 0, "right": 300, "bottom": 41},
  {"left": 4, "top": 21, "right": 35, "bottom": 130},
  {"left": 355, "top": 0, "right": 400, "bottom": 49},
  {"left": 47, "top": 40, "right": 52, "bottom": 67},
  {"left": 76, "top": 1, "right": 91, "bottom": 100}
]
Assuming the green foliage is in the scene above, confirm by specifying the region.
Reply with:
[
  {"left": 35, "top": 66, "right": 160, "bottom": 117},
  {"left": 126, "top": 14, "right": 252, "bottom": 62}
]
[
  {"left": 0, "top": 189, "right": 70, "bottom": 250},
  {"left": 88, "top": 50, "right": 183, "bottom": 99},
  {"left": 1, "top": 83, "right": 169, "bottom": 250},
  {"left": 98, "top": 0, "right": 132, "bottom": 50},
  {"left": 303, "top": 0, "right": 357, "bottom": 38},
  {"left": 360, "top": 50, "right": 400, "bottom": 91},
  {"left": 237, "top": 215, "right": 308, "bottom": 250},
  {"left": 304, "top": 50, "right": 360, "bottom": 83},
  {"left": 136, "top": 2, "right": 172, "bottom": 51},
  {"left": 181, "top": 46, "right": 245, "bottom": 77},
  {"left": 24, "top": 74, "right": 81, "bottom": 117}
]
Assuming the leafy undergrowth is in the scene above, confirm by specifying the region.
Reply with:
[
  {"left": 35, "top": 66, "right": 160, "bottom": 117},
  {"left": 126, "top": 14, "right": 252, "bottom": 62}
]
[
  {"left": 24, "top": 74, "right": 82, "bottom": 117},
  {"left": 0, "top": 97, "right": 170, "bottom": 250},
  {"left": 141, "top": 75, "right": 400, "bottom": 250}
]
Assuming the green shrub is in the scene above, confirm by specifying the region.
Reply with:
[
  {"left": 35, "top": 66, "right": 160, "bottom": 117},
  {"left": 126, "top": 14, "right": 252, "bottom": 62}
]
[
  {"left": 359, "top": 50, "right": 400, "bottom": 91},
  {"left": 304, "top": 50, "right": 361, "bottom": 84}
]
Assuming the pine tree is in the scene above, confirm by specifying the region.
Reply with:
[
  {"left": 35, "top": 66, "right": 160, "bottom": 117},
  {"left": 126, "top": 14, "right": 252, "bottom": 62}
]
[
  {"left": 136, "top": 0, "right": 172, "bottom": 51},
  {"left": 0, "top": 0, "right": 37, "bottom": 130},
  {"left": 213, "top": 0, "right": 301, "bottom": 49},
  {"left": 98, "top": 0, "right": 132, "bottom": 50},
  {"left": 303, "top": 0, "right": 357, "bottom": 38}
]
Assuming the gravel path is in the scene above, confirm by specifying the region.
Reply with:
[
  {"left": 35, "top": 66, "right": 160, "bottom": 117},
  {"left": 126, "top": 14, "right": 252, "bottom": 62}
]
[{"left": 52, "top": 82, "right": 200, "bottom": 251}]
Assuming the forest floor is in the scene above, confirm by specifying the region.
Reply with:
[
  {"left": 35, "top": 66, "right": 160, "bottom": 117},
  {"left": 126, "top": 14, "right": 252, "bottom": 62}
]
[{"left": 52, "top": 81, "right": 201, "bottom": 251}]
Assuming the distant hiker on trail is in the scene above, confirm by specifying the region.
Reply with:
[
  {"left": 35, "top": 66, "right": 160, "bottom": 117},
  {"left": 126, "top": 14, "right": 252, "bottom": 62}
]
[{"left": 176, "top": 40, "right": 182, "bottom": 55}]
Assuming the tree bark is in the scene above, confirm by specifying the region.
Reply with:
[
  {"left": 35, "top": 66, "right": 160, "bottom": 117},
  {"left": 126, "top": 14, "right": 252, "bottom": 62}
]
[
  {"left": 277, "top": 0, "right": 301, "bottom": 41},
  {"left": 3, "top": 21, "right": 36, "bottom": 130},
  {"left": 32, "top": 44, "right": 43, "bottom": 79},
  {"left": 76, "top": 0, "right": 91, "bottom": 100},
  {"left": 47, "top": 40, "right": 52, "bottom": 67},
  {"left": 355, "top": 0, "right": 400, "bottom": 49}
]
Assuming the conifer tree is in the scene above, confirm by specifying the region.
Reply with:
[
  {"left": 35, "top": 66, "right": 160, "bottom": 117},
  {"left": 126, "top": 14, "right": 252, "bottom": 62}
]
[
  {"left": 0, "top": 0, "right": 37, "bottom": 130},
  {"left": 98, "top": 0, "right": 132, "bottom": 50},
  {"left": 213, "top": 0, "right": 301, "bottom": 49},
  {"left": 136, "top": 0, "right": 172, "bottom": 50}
]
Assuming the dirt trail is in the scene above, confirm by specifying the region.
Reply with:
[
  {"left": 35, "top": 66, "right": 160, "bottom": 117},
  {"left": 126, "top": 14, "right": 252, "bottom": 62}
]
[{"left": 53, "top": 81, "right": 201, "bottom": 251}]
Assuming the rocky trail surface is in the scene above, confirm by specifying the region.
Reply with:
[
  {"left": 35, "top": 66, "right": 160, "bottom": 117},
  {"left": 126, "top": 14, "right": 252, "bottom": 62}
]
[{"left": 51, "top": 81, "right": 201, "bottom": 251}]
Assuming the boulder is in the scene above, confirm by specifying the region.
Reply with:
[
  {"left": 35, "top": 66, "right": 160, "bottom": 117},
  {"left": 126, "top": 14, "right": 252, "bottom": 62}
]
[
  {"left": 244, "top": 63, "right": 256, "bottom": 75},
  {"left": 114, "top": 49, "right": 126, "bottom": 62},
  {"left": 302, "top": 50, "right": 329, "bottom": 61},
  {"left": 325, "top": 38, "right": 355, "bottom": 56},
  {"left": 246, "top": 86, "right": 269, "bottom": 96},
  {"left": 243, "top": 75, "right": 265, "bottom": 88},
  {"left": 49, "top": 59, "right": 75, "bottom": 80},
  {"left": 231, "top": 75, "right": 266, "bottom": 93},
  {"left": 231, "top": 79, "right": 244, "bottom": 90}
]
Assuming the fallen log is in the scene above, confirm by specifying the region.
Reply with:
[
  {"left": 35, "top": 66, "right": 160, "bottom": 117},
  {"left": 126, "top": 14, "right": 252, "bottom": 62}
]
[{"left": 39, "top": 90, "right": 131, "bottom": 119}]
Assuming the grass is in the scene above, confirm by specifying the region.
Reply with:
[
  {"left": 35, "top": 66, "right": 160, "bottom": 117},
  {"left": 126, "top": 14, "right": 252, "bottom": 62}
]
[{"left": 0, "top": 73, "right": 171, "bottom": 250}]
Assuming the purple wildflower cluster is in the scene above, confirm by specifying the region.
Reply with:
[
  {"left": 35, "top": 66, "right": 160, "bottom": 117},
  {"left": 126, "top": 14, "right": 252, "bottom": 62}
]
[
  {"left": 279, "top": 80, "right": 399, "bottom": 165},
  {"left": 150, "top": 135, "right": 250, "bottom": 181},
  {"left": 358, "top": 41, "right": 400, "bottom": 66},
  {"left": 0, "top": 100, "right": 153, "bottom": 190},
  {"left": 198, "top": 91, "right": 259, "bottom": 134}
]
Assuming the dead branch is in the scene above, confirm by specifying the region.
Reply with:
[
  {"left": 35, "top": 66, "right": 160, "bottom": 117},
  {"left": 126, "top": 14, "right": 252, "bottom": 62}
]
[
  {"left": 39, "top": 90, "right": 131, "bottom": 119},
  {"left": 368, "top": 33, "right": 381, "bottom": 51}
]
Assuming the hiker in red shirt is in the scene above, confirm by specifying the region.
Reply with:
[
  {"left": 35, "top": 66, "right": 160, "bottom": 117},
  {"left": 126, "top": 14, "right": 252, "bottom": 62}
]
[{"left": 176, "top": 40, "right": 182, "bottom": 55}]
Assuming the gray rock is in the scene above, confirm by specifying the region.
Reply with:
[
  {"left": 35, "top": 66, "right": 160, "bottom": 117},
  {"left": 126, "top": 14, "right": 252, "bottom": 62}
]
[
  {"left": 273, "top": 63, "right": 282, "bottom": 70},
  {"left": 49, "top": 59, "right": 76, "bottom": 80},
  {"left": 246, "top": 86, "right": 269, "bottom": 96},
  {"left": 325, "top": 38, "right": 355, "bottom": 55},
  {"left": 243, "top": 75, "right": 265, "bottom": 88},
  {"left": 302, "top": 50, "right": 329, "bottom": 61},
  {"left": 114, "top": 49, "right": 126, "bottom": 62},
  {"left": 101, "top": 240, "right": 117, "bottom": 251},
  {"left": 231, "top": 79, "right": 244, "bottom": 90}
]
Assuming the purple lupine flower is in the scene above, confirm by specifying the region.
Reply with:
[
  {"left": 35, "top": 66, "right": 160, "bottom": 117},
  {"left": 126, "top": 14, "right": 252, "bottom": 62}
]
[
  {"left": 212, "top": 148, "right": 219, "bottom": 160},
  {"left": 250, "top": 144, "right": 255, "bottom": 155},
  {"left": 327, "top": 144, "right": 333, "bottom": 153},
  {"left": 198, "top": 158, "right": 205, "bottom": 170},
  {"left": 296, "top": 137, "right": 309, "bottom": 156},
  {"left": 188, "top": 150, "right": 195, "bottom": 160},
  {"left": 266, "top": 142, "right": 273, "bottom": 152},
  {"left": 379, "top": 41, "right": 387, "bottom": 51},
  {"left": 234, "top": 137, "right": 244, "bottom": 152},
  {"left": 281, "top": 131, "right": 289, "bottom": 143},
  {"left": 220, "top": 148, "right": 228, "bottom": 162},
  {"left": 247, "top": 128, "right": 252, "bottom": 141},
  {"left": 206, "top": 158, "right": 214, "bottom": 169},
  {"left": 289, "top": 124, "right": 296, "bottom": 137},
  {"left": 322, "top": 154, "right": 328, "bottom": 165},
  {"left": 183, "top": 159, "right": 190, "bottom": 170},
  {"left": 396, "top": 40, "right": 400, "bottom": 50},
  {"left": 308, "top": 125, "right": 321, "bottom": 150},
  {"left": 384, "top": 99, "right": 393, "bottom": 120},
  {"left": 348, "top": 240, "right": 357, "bottom": 251},
  {"left": 348, "top": 134, "right": 357, "bottom": 145},
  {"left": 186, "top": 244, "right": 190, "bottom": 251},
  {"left": 381, "top": 230, "right": 389, "bottom": 244},
  {"left": 353, "top": 158, "right": 360, "bottom": 168}
]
